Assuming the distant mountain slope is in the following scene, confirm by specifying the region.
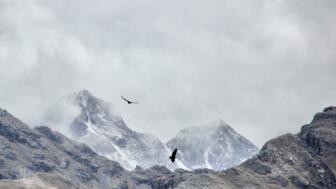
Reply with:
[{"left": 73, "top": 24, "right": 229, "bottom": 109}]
[
  {"left": 167, "top": 120, "right": 259, "bottom": 170},
  {"left": 42, "top": 90, "right": 182, "bottom": 170}
]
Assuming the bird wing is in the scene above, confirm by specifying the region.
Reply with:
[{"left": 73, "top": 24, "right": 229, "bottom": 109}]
[
  {"left": 172, "top": 149, "right": 177, "bottom": 157},
  {"left": 121, "top": 96, "right": 131, "bottom": 103}
]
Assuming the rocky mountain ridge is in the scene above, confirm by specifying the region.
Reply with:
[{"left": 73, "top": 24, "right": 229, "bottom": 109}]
[{"left": 2, "top": 104, "right": 335, "bottom": 188}]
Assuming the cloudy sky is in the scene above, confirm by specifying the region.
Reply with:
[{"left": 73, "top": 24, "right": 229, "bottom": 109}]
[{"left": 0, "top": 0, "right": 335, "bottom": 146}]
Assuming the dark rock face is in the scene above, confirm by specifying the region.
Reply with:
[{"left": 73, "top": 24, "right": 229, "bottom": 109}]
[
  {"left": 242, "top": 159, "right": 271, "bottom": 175},
  {"left": 299, "top": 107, "right": 336, "bottom": 187},
  {"left": 35, "top": 126, "right": 63, "bottom": 144},
  {"left": 29, "top": 162, "right": 54, "bottom": 172}
]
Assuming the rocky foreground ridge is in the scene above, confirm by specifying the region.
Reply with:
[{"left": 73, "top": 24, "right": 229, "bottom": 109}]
[{"left": 0, "top": 107, "right": 336, "bottom": 188}]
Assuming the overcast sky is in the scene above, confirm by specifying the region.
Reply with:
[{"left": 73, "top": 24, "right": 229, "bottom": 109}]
[{"left": 0, "top": 0, "right": 335, "bottom": 147}]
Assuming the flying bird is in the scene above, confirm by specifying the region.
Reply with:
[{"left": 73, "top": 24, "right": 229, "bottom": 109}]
[
  {"left": 169, "top": 148, "right": 177, "bottom": 162},
  {"left": 121, "top": 96, "right": 138, "bottom": 104}
]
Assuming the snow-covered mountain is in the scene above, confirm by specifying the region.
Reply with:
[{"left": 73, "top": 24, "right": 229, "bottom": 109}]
[
  {"left": 167, "top": 120, "right": 259, "bottom": 170},
  {"left": 42, "top": 89, "right": 257, "bottom": 171},
  {"left": 42, "top": 90, "right": 185, "bottom": 170}
]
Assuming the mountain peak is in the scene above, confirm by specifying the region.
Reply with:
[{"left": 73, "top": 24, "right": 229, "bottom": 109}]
[
  {"left": 181, "top": 119, "right": 230, "bottom": 134},
  {"left": 167, "top": 119, "right": 259, "bottom": 170},
  {"left": 323, "top": 106, "right": 336, "bottom": 112},
  {"left": 77, "top": 89, "right": 93, "bottom": 97},
  {"left": 72, "top": 89, "right": 93, "bottom": 107},
  {"left": 208, "top": 119, "right": 228, "bottom": 127},
  {"left": 0, "top": 108, "right": 8, "bottom": 117},
  {"left": 312, "top": 106, "right": 336, "bottom": 123}
]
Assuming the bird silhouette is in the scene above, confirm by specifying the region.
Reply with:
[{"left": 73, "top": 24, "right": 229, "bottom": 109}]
[
  {"left": 169, "top": 148, "right": 177, "bottom": 162},
  {"left": 121, "top": 96, "right": 138, "bottom": 104}
]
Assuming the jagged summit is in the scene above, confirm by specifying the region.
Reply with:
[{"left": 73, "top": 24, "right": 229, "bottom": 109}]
[
  {"left": 78, "top": 89, "right": 92, "bottom": 96},
  {"left": 67, "top": 89, "right": 124, "bottom": 129},
  {"left": 68, "top": 89, "right": 100, "bottom": 109},
  {"left": 66, "top": 89, "right": 120, "bottom": 116},
  {"left": 312, "top": 106, "right": 336, "bottom": 123},
  {"left": 0, "top": 108, "right": 8, "bottom": 116},
  {"left": 72, "top": 89, "right": 93, "bottom": 107},
  {"left": 323, "top": 106, "right": 336, "bottom": 112},
  {"left": 74, "top": 89, "right": 93, "bottom": 99},
  {"left": 207, "top": 119, "right": 228, "bottom": 127}
]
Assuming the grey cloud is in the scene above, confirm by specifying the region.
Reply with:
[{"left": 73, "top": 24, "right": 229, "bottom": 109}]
[{"left": 0, "top": 0, "right": 335, "bottom": 146}]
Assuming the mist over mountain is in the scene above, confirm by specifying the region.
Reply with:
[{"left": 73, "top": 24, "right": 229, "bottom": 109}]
[
  {"left": 42, "top": 90, "right": 182, "bottom": 170},
  {"left": 42, "top": 89, "right": 257, "bottom": 171}
]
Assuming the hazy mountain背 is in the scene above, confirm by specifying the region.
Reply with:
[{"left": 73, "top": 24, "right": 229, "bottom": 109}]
[
  {"left": 1, "top": 105, "right": 336, "bottom": 188},
  {"left": 42, "top": 89, "right": 258, "bottom": 170}
]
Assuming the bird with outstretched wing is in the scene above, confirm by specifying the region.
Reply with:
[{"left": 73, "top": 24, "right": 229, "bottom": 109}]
[
  {"left": 169, "top": 148, "right": 177, "bottom": 162},
  {"left": 121, "top": 96, "right": 138, "bottom": 104}
]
